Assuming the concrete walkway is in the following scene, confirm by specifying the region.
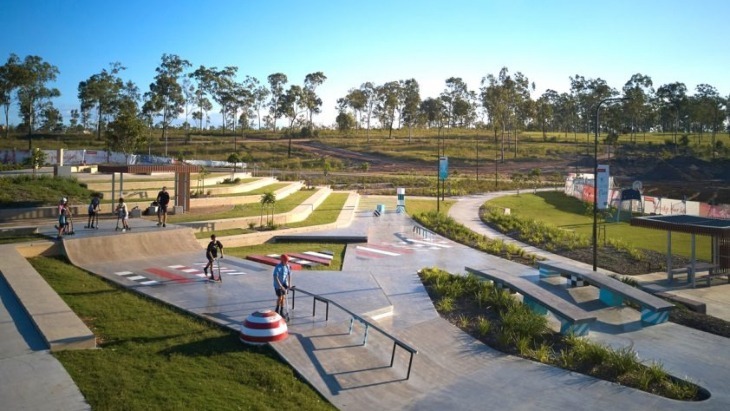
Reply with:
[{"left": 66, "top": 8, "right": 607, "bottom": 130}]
[{"left": 2, "top": 192, "right": 730, "bottom": 410}]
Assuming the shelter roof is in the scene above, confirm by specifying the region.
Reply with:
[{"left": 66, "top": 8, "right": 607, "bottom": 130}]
[{"left": 630, "top": 214, "right": 730, "bottom": 238}]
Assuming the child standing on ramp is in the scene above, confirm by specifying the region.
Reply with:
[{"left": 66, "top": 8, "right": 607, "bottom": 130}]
[
  {"left": 115, "top": 197, "right": 130, "bottom": 232},
  {"left": 86, "top": 193, "right": 101, "bottom": 228},
  {"left": 56, "top": 198, "right": 70, "bottom": 239},
  {"left": 204, "top": 234, "right": 224, "bottom": 281},
  {"left": 273, "top": 254, "right": 292, "bottom": 318}
]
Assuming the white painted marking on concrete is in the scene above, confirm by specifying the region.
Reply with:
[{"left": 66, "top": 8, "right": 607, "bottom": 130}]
[
  {"left": 356, "top": 246, "right": 400, "bottom": 256},
  {"left": 407, "top": 238, "right": 452, "bottom": 248},
  {"left": 127, "top": 275, "right": 146, "bottom": 281},
  {"left": 114, "top": 271, "right": 134, "bottom": 276},
  {"left": 140, "top": 280, "right": 160, "bottom": 286},
  {"left": 168, "top": 265, "right": 185, "bottom": 269},
  {"left": 303, "top": 251, "right": 334, "bottom": 260},
  {"left": 180, "top": 268, "right": 198, "bottom": 273}
]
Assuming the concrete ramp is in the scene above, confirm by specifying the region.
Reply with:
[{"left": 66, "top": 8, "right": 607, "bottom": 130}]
[{"left": 62, "top": 227, "right": 202, "bottom": 267}]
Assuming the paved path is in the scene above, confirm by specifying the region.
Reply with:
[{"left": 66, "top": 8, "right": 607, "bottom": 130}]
[
  {"left": 2, "top": 192, "right": 730, "bottom": 410},
  {"left": 0, "top": 275, "right": 89, "bottom": 410}
]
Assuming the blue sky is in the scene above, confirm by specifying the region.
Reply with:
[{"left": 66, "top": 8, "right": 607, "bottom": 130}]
[{"left": 2, "top": 0, "right": 729, "bottom": 128}]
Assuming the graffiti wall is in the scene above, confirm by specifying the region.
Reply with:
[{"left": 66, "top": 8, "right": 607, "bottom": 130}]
[{"left": 565, "top": 174, "right": 725, "bottom": 219}]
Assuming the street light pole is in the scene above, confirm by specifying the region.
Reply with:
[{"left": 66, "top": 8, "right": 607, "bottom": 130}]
[{"left": 593, "top": 97, "right": 626, "bottom": 271}]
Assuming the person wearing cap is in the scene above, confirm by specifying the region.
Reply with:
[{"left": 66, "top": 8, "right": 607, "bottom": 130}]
[
  {"left": 156, "top": 186, "right": 170, "bottom": 227},
  {"left": 273, "top": 254, "right": 292, "bottom": 316},
  {"left": 56, "top": 198, "right": 70, "bottom": 239},
  {"left": 203, "top": 234, "right": 224, "bottom": 281}
]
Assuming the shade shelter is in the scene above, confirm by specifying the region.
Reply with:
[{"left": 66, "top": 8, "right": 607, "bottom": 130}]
[
  {"left": 631, "top": 214, "right": 730, "bottom": 287},
  {"left": 97, "top": 163, "right": 201, "bottom": 213}
]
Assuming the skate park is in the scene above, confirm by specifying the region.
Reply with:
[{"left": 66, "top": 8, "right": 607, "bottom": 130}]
[{"left": 2, "top": 173, "right": 730, "bottom": 410}]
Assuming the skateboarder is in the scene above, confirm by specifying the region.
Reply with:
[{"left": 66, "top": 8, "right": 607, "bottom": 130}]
[
  {"left": 156, "top": 186, "right": 170, "bottom": 227},
  {"left": 273, "top": 254, "right": 291, "bottom": 316},
  {"left": 204, "top": 234, "right": 224, "bottom": 280}
]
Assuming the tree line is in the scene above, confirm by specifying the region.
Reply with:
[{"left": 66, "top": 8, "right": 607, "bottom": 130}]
[{"left": 1, "top": 52, "right": 728, "bottom": 159}]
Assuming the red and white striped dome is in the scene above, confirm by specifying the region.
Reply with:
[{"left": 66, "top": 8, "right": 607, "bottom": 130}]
[{"left": 239, "top": 310, "right": 288, "bottom": 345}]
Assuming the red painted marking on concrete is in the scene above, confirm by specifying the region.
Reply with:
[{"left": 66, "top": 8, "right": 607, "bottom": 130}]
[
  {"left": 144, "top": 267, "right": 194, "bottom": 283},
  {"left": 372, "top": 243, "right": 413, "bottom": 254},
  {"left": 355, "top": 249, "right": 387, "bottom": 259}
]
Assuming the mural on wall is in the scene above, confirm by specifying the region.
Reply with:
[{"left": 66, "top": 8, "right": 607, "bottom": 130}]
[{"left": 564, "top": 174, "right": 725, "bottom": 219}]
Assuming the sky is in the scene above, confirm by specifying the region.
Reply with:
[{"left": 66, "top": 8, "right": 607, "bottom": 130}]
[{"left": 2, "top": 0, "right": 729, "bottom": 128}]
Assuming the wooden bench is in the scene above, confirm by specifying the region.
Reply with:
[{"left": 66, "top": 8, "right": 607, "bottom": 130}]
[
  {"left": 465, "top": 266, "right": 597, "bottom": 336},
  {"left": 537, "top": 260, "right": 674, "bottom": 326}
]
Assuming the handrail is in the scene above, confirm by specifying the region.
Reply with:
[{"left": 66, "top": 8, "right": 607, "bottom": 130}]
[{"left": 290, "top": 287, "right": 417, "bottom": 380}]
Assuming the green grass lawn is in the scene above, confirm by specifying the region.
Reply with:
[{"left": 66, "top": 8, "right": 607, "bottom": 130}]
[
  {"left": 195, "top": 192, "right": 351, "bottom": 239},
  {"left": 29, "top": 256, "right": 334, "bottom": 411},
  {"left": 169, "top": 190, "right": 319, "bottom": 223},
  {"left": 486, "top": 191, "right": 711, "bottom": 261}
]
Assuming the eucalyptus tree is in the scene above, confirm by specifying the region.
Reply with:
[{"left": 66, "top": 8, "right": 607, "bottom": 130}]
[
  {"left": 440, "top": 77, "right": 471, "bottom": 128},
  {"left": 181, "top": 77, "right": 195, "bottom": 130},
  {"left": 189, "top": 65, "right": 217, "bottom": 130},
  {"left": 335, "top": 96, "right": 357, "bottom": 131},
  {"left": 570, "top": 75, "right": 615, "bottom": 141},
  {"left": 68, "top": 109, "right": 81, "bottom": 132},
  {"left": 144, "top": 54, "right": 191, "bottom": 156},
  {"left": 419, "top": 97, "right": 446, "bottom": 129},
  {"left": 303, "top": 72, "right": 327, "bottom": 129},
  {"left": 78, "top": 62, "right": 126, "bottom": 141},
  {"left": 15, "top": 55, "right": 60, "bottom": 148},
  {"left": 622, "top": 73, "right": 654, "bottom": 142},
  {"left": 240, "top": 76, "right": 266, "bottom": 130},
  {"left": 399, "top": 78, "right": 421, "bottom": 142},
  {"left": 279, "top": 85, "right": 305, "bottom": 157},
  {"left": 481, "top": 68, "right": 532, "bottom": 160},
  {"left": 38, "top": 103, "right": 63, "bottom": 133},
  {"left": 555, "top": 92, "right": 578, "bottom": 140},
  {"left": 360, "top": 82, "right": 378, "bottom": 142},
  {"left": 0, "top": 54, "right": 22, "bottom": 138},
  {"left": 691, "top": 83, "right": 724, "bottom": 154},
  {"left": 374, "top": 81, "right": 401, "bottom": 138},
  {"left": 106, "top": 86, "right": 145, "bottom": 164},
  {"left": 536, "top": 90, "right": 557, "bottom": 139},
  {"left": 209, "top": 66, "right": 238, "bottom": 135},
  {"left": 345, "top": 88, "right": 367, "bottom": 132},
  {"left": 656, "top": 82, "right": 687, "bottom": 146},
  {"left": 267, "top": 73, "right": 288, "bottom": 132}
]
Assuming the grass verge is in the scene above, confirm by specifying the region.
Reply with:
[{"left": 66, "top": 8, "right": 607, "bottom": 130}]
[{"left": 29, "top": 256, "right": 334, "bottom": 411}]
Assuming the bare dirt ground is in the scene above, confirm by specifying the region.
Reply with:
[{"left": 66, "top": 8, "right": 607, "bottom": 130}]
[{"left": 296, "top": 141, "right": 730, "bottom": 203}]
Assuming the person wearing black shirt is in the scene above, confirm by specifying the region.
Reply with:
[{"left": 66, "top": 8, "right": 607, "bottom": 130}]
[{"left": 156, "top": 186, "right": 170, "bottom": 227}]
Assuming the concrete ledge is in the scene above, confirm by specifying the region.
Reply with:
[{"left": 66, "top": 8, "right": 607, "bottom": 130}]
[
  {"left": 655, "top": 291, "right": 707, "bottom": 314},
  {"left": 0, "top": 205, "right": 83, "bottom": 221},
  {"left": 0, "top": 244, "right": 96, "bottom": 351},
  {"left": 196, "top": 191, "right": 360, "bottom": 248},
  {"left": 182, "top": 186, "right": 331, "bottom": 233},
  {"left": 0, "top": 226, "right": 39, "bottom": 237}
]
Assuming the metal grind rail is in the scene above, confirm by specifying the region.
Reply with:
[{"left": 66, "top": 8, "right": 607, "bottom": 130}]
[{"left": 290, "top": 287, "right": 418, "bottom": 380}]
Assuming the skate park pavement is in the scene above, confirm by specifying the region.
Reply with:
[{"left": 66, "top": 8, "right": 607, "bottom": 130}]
[{"left": 1, "top": 193, "right": 730, "bottom": 410}]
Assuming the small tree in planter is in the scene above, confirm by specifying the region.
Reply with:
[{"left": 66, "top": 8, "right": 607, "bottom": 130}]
[{"left": 260, "top": 191, "right": 276, "bottom": 228}]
